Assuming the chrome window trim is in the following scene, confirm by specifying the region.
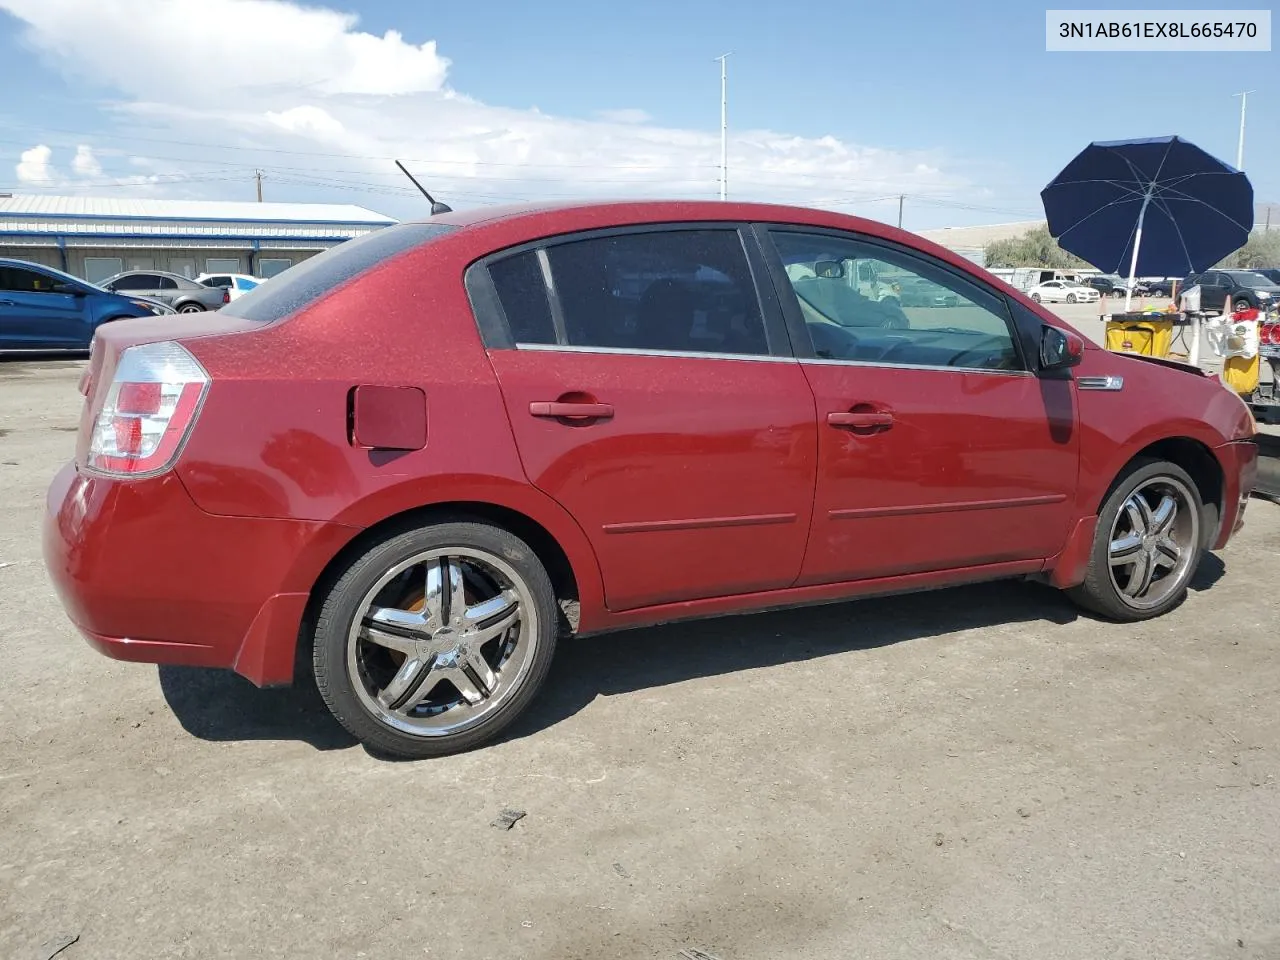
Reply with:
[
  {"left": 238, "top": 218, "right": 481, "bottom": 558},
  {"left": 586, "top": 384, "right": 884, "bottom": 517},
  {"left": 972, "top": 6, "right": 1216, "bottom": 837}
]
[
  {"left": 798, "top": 357, "right": 1036, "bottom": 378},
  {"left": 513, "top": 342, "right": 797, "bottom": 363}
]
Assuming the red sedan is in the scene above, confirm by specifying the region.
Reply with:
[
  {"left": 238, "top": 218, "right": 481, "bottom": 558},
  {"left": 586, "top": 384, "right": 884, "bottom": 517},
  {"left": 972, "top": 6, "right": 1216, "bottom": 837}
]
[{"left": 43, "top": 200, "right": 1258, "bottom": 758}]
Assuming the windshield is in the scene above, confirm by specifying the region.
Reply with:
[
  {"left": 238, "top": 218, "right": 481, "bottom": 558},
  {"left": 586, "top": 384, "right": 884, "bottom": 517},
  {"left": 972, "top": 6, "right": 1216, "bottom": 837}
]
[{"left": 1230, "top": 271, "right": 1274, "bottom": 288}]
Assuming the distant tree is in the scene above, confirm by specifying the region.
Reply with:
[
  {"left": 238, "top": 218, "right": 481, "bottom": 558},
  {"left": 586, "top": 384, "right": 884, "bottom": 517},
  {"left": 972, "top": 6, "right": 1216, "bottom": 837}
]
[
  {"left": 1216, "top": 230, "right": 1280, "bottom": 269},
  {"left": 984, "top": 225, "right": 1090, "bottom": 269}
]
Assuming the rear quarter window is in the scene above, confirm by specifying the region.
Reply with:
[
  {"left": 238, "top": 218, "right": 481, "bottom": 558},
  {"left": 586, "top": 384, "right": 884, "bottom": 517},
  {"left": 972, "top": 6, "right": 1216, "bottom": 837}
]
[{"left": 221, "top": 222, "right": 456, "bottom": 323}]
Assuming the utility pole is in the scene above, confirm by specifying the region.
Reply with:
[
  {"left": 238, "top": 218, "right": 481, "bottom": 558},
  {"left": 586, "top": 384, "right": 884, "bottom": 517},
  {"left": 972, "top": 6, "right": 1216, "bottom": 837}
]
[
  {"left": 255, "top": 169, "right": 264, "bottom": 202},
  {"left": 1233, "top": 90, "right": 1254, "bottom": 170},
  {"left": 897, "top": 194, "right": 904, "bottom": 229},
  {"left": 715, "top": 53, "right": 730, "bottom": 200}
]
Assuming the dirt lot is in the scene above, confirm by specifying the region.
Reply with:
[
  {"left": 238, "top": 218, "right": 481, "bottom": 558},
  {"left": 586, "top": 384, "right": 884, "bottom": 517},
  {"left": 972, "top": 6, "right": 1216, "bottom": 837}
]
[{"left": 2, "top": 355, "right": 1279, "bottom": 960}]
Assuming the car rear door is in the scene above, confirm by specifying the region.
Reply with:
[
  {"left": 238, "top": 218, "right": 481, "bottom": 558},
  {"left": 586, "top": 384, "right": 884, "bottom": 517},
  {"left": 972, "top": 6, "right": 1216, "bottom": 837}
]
[
  {"left": 469, "top": 225, "right": 818, "bottom": 612},
  {"left": 757, "top": 225, "right": 1079, "bottom": 586},
  {"left": 0, "top": 265, "right": 88, "bottom": 348}
]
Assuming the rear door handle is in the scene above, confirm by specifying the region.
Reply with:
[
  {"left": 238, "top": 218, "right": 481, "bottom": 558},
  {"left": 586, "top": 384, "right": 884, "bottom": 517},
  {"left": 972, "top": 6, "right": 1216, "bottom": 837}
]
[
  {"left": 828, "top": 411, "right": 894, "bottom": 429},
  {"left": 529, "top": 401, "right": 615, "bottom": 420}
]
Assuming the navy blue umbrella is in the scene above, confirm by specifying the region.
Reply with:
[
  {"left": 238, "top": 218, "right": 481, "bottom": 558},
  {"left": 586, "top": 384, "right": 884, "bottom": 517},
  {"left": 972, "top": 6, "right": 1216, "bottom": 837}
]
[{"left": 1041, "top": 136, "right": 1253, "bottom": 309}]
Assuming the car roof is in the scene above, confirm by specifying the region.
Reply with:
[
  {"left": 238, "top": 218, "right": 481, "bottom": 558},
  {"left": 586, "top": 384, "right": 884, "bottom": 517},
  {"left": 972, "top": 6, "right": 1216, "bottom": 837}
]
[{"left": 407, "top": 198, "right": 1000, "bottom": 277}]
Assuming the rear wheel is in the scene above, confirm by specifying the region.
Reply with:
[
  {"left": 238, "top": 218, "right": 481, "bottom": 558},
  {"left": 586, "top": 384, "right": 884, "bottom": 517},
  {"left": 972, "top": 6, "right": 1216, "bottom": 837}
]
[
  {"left": 1066, "top": 459, "right": 1203, "bottom": 621},
  {"left": 178, "top": 302, "right": 205, "bottom": 313},
  {"left": 312, "top": 521, "right": 559, "bottom": 758}
]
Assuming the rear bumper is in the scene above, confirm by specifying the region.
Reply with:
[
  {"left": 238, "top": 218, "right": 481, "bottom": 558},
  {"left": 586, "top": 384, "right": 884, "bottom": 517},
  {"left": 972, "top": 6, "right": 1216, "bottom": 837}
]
[
  {"left": 1212, "top": 438, "right": 1257, "bottom": 550},
  {"left": 42, "top": 461, "right": 357, "bottom": 686}
]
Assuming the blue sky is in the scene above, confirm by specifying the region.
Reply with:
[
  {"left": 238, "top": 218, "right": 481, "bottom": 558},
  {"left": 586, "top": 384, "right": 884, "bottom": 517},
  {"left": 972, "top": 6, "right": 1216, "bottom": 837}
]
[{"left": 0, "top": 0, "right": 1275, "bottom": 230}]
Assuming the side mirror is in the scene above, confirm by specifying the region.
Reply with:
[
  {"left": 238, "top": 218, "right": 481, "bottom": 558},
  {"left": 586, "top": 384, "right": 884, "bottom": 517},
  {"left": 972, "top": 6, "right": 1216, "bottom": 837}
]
[
  {"left": 52, "top": 282, "right": 84, "bottom": 296},
  {"left": 814, "top": 260, "right": 844, "bottom": 279},
  {"left": 1040, "top": 325, "right": 1084, "bottom": 371}
]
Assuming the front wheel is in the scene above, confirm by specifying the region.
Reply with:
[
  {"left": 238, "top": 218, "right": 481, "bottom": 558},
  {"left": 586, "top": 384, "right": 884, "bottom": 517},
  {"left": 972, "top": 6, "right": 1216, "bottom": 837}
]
[
  {"left": 1233, "top": 298, "right": 1253, "bottom": 313},
  {"left": 1031, "top": 293, "right": 1042, "bottom": 302},
  {"left": 312, "top": 520, "right": 559, "bottom": 758},
  {"left": 1066, "top": 293, "right": 1077, "bottom": 303},
  {"left": 177, "top": 303, "right": 205, "bottom": 314},
  {"left": 1065, "top": 459, "right": 1203, "bottom": 621}
]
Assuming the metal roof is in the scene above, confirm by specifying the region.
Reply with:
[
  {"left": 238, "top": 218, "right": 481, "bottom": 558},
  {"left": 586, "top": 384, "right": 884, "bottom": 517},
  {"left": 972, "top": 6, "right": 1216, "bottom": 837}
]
[{"left": 0, "top": 194, "right": 397, "bottom": 226}]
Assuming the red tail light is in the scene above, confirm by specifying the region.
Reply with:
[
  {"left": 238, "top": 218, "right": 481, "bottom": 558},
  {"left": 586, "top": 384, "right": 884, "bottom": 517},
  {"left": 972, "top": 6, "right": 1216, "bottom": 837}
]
[
  {"left": 1265, "top": 323, "right": 1280, "bottom": 346},
  {"left": 222, "top": 288, "right": 231, "bottom": 304},
  {"left": 86, "top": 342, "right": 209, "bottom": 478}
]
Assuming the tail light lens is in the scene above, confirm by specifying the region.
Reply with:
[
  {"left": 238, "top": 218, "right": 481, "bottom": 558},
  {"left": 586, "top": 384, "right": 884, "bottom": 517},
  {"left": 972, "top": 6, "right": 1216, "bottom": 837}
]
[
  {"left": 86, "top": 341, "right": 209, "bottom": 478},
  {"left": 222, "top": 288, "right": 231, "bottom": 304}
]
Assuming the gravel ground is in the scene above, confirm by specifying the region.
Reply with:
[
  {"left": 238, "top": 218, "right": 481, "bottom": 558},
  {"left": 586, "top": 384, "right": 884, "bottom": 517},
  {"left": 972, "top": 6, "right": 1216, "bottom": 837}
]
[{"left": 1, "top": 354, "right": 1278, "bottom": 960}]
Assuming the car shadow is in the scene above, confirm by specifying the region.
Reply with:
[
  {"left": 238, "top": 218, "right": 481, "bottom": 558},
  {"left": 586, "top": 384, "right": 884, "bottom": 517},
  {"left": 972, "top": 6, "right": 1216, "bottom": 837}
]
[
  {"left": 499, "top": 579, "right": 1080, "bottom": 747},
  {"left": 157, "top": 558, "right": 1230, "bottom": 758},
  {"left": 158, "top": 664, "right": 357, "bottom": 751}
]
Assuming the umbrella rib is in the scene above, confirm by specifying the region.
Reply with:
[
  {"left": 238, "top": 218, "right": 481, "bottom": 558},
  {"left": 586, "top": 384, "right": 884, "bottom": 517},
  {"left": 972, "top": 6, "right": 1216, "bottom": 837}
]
[
  {"left": 1055, "top": 195, "right": 1140, "bottom": 242},
  {"left": 1148, "top": 192, "right": 1196, "bottom": 274}
]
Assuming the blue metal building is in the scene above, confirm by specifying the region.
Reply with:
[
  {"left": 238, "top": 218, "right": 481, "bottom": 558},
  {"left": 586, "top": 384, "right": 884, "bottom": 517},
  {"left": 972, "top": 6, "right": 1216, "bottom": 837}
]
[{"left": 0, "top": 194, "right": 398, "bottom": 283}]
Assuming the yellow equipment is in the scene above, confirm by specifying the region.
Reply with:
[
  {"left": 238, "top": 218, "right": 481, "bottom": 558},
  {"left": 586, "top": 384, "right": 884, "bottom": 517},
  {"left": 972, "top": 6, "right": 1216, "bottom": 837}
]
[
  {"left": 1104, "top": 316, "right": 1175, "bottom": 358},
  {"left": 1222, "top": 352, "right": 1261, "bottom": 396}
]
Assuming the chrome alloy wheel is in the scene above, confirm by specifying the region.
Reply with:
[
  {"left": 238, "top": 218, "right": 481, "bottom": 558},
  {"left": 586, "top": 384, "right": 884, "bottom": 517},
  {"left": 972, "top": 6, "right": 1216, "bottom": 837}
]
[
  {"left": 345, "top": 548, "right": 538, "bottom": 738},
  {"left": 1107, "top": 476, "right": 1200, "bottom": 611}
]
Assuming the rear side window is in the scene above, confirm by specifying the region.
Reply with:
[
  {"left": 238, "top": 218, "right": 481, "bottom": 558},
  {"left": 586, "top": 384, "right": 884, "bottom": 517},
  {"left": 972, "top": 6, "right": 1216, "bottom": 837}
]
[
  {"left": 221, "top": 222, "right": 456, "bottom": 323},
  {"left": 488, "top": 251, "right": 556, "bottom": 344},
  {"left": 545, "top": 229, "right": 768, "bottom": 355}
]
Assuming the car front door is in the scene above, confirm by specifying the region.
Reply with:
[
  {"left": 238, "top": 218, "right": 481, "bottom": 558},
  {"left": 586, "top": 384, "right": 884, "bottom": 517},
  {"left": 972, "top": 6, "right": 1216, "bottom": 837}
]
[
  {"left": 759, "top": 226, "right": 1079, "bottom": 585},
  {"left": 1195, "top": 272, "right": 1226, "bottom": 312},
  {"left": 470, "top": 225, "right": 818, "bottom": 612},
  {"left": 0, "top": 265, "right": 89, "bottom": 349}
]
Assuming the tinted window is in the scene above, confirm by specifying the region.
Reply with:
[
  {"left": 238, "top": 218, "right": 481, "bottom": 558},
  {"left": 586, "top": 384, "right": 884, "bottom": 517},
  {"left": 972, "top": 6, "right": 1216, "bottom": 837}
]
[
  {"left": 109, "top": 274, "right": 155, "bottom": 291},
  {"left": 544, "top": 229, "right": 768, "bottom": 355},
  {"left": 156, "top": 276, "right": 179, "bottom": 290},
  {"left": 203, "top": 276, "right": 232, "bottom": 288},
  {"left": 235, "top": 278, "right": 260, "bottom": 291},
  {"left": 771, "top": 230, "right": 1022, "bottom": 372},
  {"left": 222, "top": 222, "right": 456, "bottom": 323},
  {"left": 0, "top": 266, "right": 58, "bottom": 293},
  {"left": 488, "top": 251, "right": 555, "bottom": 344}
]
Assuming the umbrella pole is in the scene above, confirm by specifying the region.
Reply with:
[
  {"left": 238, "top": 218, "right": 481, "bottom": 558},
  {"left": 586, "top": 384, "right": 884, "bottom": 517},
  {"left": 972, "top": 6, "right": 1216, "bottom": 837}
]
[{"left": 1124, "top": 189, "right": 1154, "bottom": 313}]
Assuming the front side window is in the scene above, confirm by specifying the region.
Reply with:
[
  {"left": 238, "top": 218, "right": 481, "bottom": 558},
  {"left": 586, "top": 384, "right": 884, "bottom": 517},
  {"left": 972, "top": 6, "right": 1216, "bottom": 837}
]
[
  {"left": 771, "top": 230, "right": 1023, "bottom": 372},
  {"left": 543, "top": 229, "right": 769, "bottom": 356},
  {"left": 0, "top": 266, "right": 57, "bottom": 293}
]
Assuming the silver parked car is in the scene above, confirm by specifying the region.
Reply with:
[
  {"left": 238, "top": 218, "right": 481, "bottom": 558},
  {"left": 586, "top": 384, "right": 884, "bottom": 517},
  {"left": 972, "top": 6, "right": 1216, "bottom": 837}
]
[{"left": 99, "top": 270, "right": 229, "bottom": 313}]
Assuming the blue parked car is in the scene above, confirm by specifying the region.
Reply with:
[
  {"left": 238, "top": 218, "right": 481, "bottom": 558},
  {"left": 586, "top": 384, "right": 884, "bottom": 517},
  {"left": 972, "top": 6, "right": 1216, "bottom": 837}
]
[{"left": 0, "top": 258, "right": 173, "bottom": 353}]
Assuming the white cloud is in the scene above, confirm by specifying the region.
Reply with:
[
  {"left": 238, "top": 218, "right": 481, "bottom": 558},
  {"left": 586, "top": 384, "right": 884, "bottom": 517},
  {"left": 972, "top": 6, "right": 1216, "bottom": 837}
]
[
  {"left": 0, "top": 0, "right": 449, "bottom": 102},
  {"left": 265, "top": 105, "right": 346, "bottom": 138},
  {"left": 0, "top": 0, "right": 972, "bottom": 223},
  {"left": 72, "top": 144, "right": 102, "bottom": 176},
  {"left": 16, "top": 144, "right": 56, "bottom": 183},
  {"left": 596, "top": 108, "right": 652, "bottom": 125}
]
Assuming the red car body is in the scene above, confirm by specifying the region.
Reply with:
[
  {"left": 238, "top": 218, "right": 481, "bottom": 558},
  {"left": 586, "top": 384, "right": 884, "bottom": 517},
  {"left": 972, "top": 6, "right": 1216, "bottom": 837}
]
[{"left": 45, "top": 200, "right": 1257, "bottom": 694}]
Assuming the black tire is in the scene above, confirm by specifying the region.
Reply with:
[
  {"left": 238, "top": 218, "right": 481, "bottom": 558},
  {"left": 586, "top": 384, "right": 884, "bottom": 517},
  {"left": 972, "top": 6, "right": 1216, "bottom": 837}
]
[
  {"left": 1031, "top": 293, "right": 1042, "bottom": 302},
  {"left": 1233, "top": 298, "right": 1253, "bottom": 313},
  {"left": 1066, "top": 294, "right": 1077, "bottom": 303},
  {"left": 1065, "top": 458, "right": 1204, "bottom": 622},
  {"left": 312, "top": 520, "right": 559, "bottom": 758},
  {"left": 177, "top": 302, "right": 205, "bottom": 313}
]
